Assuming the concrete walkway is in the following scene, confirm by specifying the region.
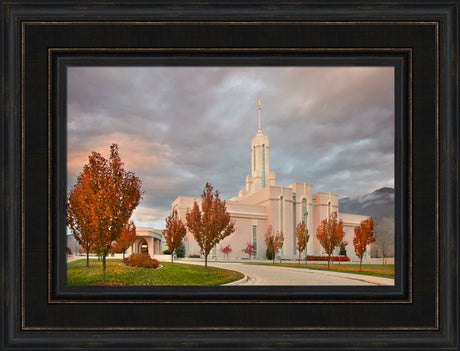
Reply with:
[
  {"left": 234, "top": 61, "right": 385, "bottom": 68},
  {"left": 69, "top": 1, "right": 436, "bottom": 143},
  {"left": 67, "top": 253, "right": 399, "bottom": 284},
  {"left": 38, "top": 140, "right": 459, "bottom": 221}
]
[{"left": 175, "top": 260, "right": 394, "bottom": 286}]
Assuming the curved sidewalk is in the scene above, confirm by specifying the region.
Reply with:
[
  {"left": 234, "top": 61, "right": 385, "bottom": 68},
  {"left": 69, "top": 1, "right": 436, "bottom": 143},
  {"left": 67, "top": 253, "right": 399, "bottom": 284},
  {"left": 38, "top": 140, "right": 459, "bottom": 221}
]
[{"left": 176, "top": 260, "right": 394, "bottom": 286}]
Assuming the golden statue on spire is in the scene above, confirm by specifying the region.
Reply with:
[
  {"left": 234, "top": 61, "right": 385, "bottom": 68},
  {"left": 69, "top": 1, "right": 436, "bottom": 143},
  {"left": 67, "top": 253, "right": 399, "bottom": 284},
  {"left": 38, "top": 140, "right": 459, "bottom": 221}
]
[{"left": 258, "top": 99, "right": 261, "bottom": 110}]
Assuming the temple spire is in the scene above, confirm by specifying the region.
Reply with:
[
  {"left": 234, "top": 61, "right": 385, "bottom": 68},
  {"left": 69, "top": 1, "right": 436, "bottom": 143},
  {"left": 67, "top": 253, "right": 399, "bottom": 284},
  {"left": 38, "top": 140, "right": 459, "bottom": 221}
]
[{"left": 258, "top": 99, "right": 262, "bottom": 131}]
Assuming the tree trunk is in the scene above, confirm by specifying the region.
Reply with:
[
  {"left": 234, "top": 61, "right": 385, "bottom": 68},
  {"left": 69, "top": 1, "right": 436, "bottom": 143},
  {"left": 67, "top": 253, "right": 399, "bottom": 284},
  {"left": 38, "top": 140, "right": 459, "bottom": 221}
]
[
  {"left": 86, "top": 250, "right": 89, "bottom": 267},
  {"left": 122, "top": 251, "right": 125, "bottom": 260},
  {"left": 171, "top": 251, "right": 174, "bottom": 263},
  {"left": 359, "top": 257, "right": 363, "bottom": 271},
  {"left": 204, "top": 254, "right": 208, "bottom": 270},
  {"left": 298, "top": 252, "right": 301, "bottom": 265},
  {"left": 382, "top": 254, "right": 385, "bottom": 265},
  {"left": 328, "top": 254, "right": 331, "bottom": 269},
  {"left": 102, "top": 255, "right": 106, "bottom": 283}
]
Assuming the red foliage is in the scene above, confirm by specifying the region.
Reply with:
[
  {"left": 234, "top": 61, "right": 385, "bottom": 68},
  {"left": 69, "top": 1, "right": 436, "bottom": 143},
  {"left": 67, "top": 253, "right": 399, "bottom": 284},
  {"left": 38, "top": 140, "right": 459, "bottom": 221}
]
[
  {"left": 220, "top": 244, "right": 233, "bottom": 259},
  {"left": 241, "top": 242, "right": 256, "bottom": 259},
  {"left": 316, "top": 212, "right": 344, "bottom": 268},
  {"left": 67, "top": 144, "right": 143, "bottom": 281},
  {"left": 186, "top": 183, "right": 235, "bottom": 269},
  {"left": 123, "top": 253, "right": 160, "bottom": 268},
  {"left": 164, "top": 209, "right": 187, "bottom": 262},
  {"left": 295, "top": 221, "right": 309, "bottom": 264},
  {"left": 116, "top": 220, "right": 137, "bottom": 258},
  {"left": 353, "top": 217, "right": 375, "bottom": 270},
  {"left": 264, "top": 226, "right": 284, "bottom": 264},
  {"left": 109, "top": 241, "right": 122, "bottom": 254},
  {"left": 307, "top": 255, "right": 350, "bottom": 262}
]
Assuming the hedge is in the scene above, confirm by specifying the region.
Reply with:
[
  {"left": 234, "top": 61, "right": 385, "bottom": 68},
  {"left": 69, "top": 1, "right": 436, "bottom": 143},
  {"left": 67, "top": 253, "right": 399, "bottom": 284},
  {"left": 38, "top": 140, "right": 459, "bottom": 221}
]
[{"left": 307, "top": 255, "right": 350, "bottom": 262}]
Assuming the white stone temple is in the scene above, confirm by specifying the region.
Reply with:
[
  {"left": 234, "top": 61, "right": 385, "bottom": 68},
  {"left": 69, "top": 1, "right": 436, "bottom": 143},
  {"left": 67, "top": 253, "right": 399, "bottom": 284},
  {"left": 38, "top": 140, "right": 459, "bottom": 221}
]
[{"left": 171, "top": 101, "right": 369, "bottom": 261}]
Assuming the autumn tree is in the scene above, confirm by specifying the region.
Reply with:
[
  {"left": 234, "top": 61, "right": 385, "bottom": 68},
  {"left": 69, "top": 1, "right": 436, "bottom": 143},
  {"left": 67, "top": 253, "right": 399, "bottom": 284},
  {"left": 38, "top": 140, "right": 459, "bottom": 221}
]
[
  {"left": 67, "top": 178, "right": 95, "bottom": 267},
  {"left": 164, "top": 209, "right": 187, "bottom": 263},
  {"left": 264, "top": 226, "right": 284, "bottom": 264},
  {"left": 295, "top": 221, "right": 309, "bottom": 266},
  {"left": 116, "top": 220, "right": 137, "bottom": 259},
  {"left": 353, "top": 217, "right": 375, "bottom": 271},
  {"left": 185, "top": 183, "right": 235, "bottom": 269},
  {"left": 67, "top": 144, "right": 143, "bottom": 282},
  {"left": 109, "top": 241, "right": 122, "bottom": 255},
  {"left": 242, "top": 242, "right": 256, "bottom": 259},
  {"left": 316, "top": 211, "right": 344, "bottom": 269},
  {"left": 220, "top": 244, "right": 232, "bottom": 259}
]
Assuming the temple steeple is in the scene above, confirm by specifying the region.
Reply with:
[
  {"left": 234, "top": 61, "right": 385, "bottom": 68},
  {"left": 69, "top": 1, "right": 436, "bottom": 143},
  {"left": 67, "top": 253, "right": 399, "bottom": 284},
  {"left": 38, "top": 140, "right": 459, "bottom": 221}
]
[
  {"left": 237, "top": 100, "right": 276, "bottom": 199},
  {"left": 258, "top": 98, "right": 262, "bottom": 131}
]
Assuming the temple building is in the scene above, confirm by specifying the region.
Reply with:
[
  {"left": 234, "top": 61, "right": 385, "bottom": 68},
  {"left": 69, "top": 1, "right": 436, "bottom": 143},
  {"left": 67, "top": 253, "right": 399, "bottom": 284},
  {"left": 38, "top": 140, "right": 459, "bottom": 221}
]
[{"left": 171, "top": 101, "right": 369, "bottom": 262}]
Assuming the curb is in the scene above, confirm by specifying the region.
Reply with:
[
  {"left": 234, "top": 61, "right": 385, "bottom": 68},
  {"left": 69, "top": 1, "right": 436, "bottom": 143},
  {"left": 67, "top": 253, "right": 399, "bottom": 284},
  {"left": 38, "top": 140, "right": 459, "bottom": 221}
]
[{"left": 223, "top": 274, "right": 250, "bottom": 286}]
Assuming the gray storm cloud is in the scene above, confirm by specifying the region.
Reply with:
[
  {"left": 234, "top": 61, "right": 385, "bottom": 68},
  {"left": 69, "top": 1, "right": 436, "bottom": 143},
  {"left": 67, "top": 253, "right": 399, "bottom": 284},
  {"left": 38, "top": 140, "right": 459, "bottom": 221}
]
[{"left": 67, "top": 66, "right": 394, "bottom": 228}]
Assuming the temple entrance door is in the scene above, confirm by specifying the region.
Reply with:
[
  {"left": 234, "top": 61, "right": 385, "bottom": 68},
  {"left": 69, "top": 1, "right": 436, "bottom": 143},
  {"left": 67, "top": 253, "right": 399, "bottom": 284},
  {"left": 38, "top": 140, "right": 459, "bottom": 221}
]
[{"left": 138, "top": 239, "right": 148, "bottom": 254}]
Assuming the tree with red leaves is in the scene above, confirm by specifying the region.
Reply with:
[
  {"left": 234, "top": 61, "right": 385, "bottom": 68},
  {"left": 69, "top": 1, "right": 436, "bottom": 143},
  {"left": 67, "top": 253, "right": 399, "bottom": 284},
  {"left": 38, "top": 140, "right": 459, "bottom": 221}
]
[
  {"left": 109, "top": 241, "right": 122, "bottom": 255},
  {"left": 316, "top": 212, "right": 344, "bottom": 269},
  {"left": 67, "top": 144, "right": 143, "bottom": 282},
  {"left": 242, "top": 242, "right": 256, "bottom": 259},
  {"left": 295, "top": 221, "right": 309, "bottom": 266},
  {"left": 220, "top": 244, "right": 233, "bottom": 259},
  {"left": 67, "top": 171, "right": 95, "bottom": 267},
  {"left": 164, "top": 209, "right": 187, "bottom": 263},
  {"left": 116, "top": 220, "right": 137, "bottom": 259},
  {"left": 264, "top": 226, "right": 284, "bottom": 264},
  {"left": 186, "top": 183, "right": 235, "bottom": 269},
  {"left": 353, "top": 217, "right": 375, "bottom": 271}
]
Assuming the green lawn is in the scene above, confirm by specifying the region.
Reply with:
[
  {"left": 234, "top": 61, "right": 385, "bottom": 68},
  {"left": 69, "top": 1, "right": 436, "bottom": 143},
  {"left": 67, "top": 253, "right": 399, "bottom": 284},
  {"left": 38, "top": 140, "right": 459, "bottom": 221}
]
[
  {"left": 242, "top": 262, "right": 394, "bottom": 279},
  {"left": 67, "top": 259, "right": 244, "bottom": 286}
]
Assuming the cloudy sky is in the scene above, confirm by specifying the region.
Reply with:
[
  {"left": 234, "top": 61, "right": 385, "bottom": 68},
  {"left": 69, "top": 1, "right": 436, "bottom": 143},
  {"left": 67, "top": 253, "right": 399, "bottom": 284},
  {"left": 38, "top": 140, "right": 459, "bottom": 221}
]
[{"left": 67, "top": 66, "right": 394, "bottom": 229}]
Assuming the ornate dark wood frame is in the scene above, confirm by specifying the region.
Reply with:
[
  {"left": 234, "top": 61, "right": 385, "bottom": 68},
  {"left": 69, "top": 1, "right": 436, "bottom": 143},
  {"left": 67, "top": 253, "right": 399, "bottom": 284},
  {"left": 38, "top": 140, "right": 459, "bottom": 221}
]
[{"left": 1, "top": 1, "right": 458, "bottom": 350}]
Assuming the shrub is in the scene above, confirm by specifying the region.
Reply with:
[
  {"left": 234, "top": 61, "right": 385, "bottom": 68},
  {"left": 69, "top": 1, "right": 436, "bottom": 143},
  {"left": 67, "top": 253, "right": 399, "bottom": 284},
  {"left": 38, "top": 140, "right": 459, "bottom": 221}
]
[
  {"left": 266, "top": 250, "right": 274, "bottom": 261},
  {"left": 123, "top": 253, "right": 160, "bottom": 268},
  {"left": 188, "top": 254, "right": 200, "bottom": 258},
  {"left": 163, "top": 249, "right": 171, "bottom": 255},
  {"left": 307, "top": 255, "right": 350, "bottom": 262},
  {"left": 176, "top": 242, "right": 186, "bottom": 258}
]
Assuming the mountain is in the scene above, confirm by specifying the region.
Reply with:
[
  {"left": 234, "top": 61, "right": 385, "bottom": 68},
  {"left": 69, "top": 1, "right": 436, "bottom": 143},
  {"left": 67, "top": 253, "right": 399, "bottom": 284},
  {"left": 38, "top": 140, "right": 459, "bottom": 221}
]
[{"left": 339, "top": 187, "right": 394, "bottom": 224}]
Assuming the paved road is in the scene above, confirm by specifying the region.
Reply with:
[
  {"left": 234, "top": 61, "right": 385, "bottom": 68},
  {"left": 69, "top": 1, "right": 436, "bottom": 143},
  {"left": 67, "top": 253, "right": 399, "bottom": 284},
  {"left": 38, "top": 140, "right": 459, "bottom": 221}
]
[{"left": 176, "top": 260, "right": 394, "bottom": 286}]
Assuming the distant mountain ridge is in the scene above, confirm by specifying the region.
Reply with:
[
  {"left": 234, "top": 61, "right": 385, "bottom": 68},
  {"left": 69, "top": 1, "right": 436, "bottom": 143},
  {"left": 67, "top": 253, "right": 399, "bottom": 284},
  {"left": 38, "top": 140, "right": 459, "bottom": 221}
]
[{"left": 339, "top": 187, "right": 394, "bottom": 224}]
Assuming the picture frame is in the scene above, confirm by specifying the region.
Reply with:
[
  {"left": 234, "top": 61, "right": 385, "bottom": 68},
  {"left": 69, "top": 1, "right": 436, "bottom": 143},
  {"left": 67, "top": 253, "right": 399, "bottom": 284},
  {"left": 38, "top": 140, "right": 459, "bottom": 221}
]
[{"left": 1, "top": 1, "right": 458, "bottom": 350}]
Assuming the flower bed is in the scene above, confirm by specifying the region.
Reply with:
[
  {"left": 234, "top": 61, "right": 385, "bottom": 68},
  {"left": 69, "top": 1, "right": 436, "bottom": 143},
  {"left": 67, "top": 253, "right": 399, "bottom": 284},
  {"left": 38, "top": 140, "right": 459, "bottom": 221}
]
[{"left": 307, "top": 255, "right": 350, "bottom": 262}]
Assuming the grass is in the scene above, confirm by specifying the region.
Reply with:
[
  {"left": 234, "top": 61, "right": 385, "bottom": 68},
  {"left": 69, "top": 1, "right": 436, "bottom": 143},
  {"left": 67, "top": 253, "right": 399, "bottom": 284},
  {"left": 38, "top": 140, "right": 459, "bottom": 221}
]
[
  {"left": 303, "top": 263, "right": 394, "bottom": 279},
  {"left": 67, "top": 259, "right": 244, "bottom": 286},
  {"left": 242, "top": 262, "right": 394, "bottom": 279}
]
